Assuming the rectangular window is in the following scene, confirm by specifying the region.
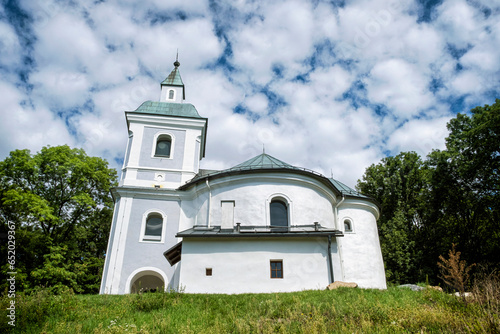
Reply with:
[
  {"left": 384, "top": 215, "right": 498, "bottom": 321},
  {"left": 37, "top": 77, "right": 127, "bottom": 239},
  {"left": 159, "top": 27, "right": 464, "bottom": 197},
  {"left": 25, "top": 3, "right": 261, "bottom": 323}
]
[
  {"left": 206, "top": 268, "right": 212, "bottom": 276},
  {"left": 270, "top": 260, "right": 283, "bottom": 279}
]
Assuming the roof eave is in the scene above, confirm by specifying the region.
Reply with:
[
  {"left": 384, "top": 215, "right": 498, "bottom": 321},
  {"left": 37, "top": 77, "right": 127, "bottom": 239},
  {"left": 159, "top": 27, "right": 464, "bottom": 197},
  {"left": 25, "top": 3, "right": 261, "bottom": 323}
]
[
  {"left": 176, "top": 229, "right": 344, "bottom": 239},
  {"left": 178, "top": 167, "right": 379, "bottom": 209},
  {"left": 179, "top": 167, "right": 342, "bottom": 196}
]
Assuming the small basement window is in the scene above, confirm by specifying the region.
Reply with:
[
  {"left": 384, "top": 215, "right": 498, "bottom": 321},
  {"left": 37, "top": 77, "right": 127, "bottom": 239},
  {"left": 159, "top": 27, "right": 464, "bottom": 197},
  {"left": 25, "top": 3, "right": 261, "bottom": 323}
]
[
  {"left": 206, "top": 268, "right": 212, "bottom": 276},
  {"left": 270, "top": 260, "right": 283, "bottom": 279}
]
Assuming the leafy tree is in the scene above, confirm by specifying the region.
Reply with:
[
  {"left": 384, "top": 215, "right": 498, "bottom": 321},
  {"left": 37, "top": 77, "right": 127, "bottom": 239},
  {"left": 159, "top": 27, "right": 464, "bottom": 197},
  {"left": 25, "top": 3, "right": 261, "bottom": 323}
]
[
  {"left": 425, "top": 99, "right": 500, "bottom": 270},
  {"left": 0, "top": 145, "right": 117, "bottom": 293},
  {"left": 357, "top": 151, "right": 427, "bottom": 283},
  {"left": 358, "top": 99, "right": 500, "bottom": 284},
  {"left": 31, "top": 245, "right": 80, "bottom": 293}
]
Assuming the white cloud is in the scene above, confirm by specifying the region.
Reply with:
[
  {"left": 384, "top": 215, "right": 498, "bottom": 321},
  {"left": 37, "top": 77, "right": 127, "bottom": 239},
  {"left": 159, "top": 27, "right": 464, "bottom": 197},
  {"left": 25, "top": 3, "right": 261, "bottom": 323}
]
[
  {"left": 34, "top": 12, "right": 104, "bottom": 69},
  {"left": 0, "top": 81, "right": 74, "bottom": 156},
  {"left": 131, "top": 17, "right": 222, "bottom": 73},
  {"left": 244, "top": 93, "right": 269, "bottom": 115},
  {"left": 461, "top": 47, "right": 498, "bottom": 72},
  {"left": 434, "top": 0, "right": 484, "bottom": 49},
  {"left": 30, "top": 67, "right": 91, "bottom": 109},
  {"left": 402, "top": 24, "right": 444, "bottom": 66},
  {"left": 229, "top": 0, "right": 315, "bottom": 84},
  {"left": 309, "top": 65, "right": 353, "bottom": 99},
  {"left": 387, "top": 116, "right": 451, "bottom": 156},
  {"left": 365, "top": 59, "right": 435, "bottom": 119},
  {"left": 0, "top": 0, "right": 499, "bottom": 188},
  {"left": 450, "top": 70, "right": 484, "bottom": 95},
  {"left": 0, "top": 21, "right": 21, "bottom": 70}
]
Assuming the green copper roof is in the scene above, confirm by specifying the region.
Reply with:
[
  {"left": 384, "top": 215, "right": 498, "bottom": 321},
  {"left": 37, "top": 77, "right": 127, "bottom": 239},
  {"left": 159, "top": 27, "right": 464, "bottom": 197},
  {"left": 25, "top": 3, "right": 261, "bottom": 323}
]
[
  {"left": 161, "top": 66, "right": 184, "bottom": 86},
  {"left": 231, "top": 153, "right": 294, "bottom": 170},
  {"left": 180, "top": 153, "right": 378, "bottom": 206},
  {"left": 130, "top": 101, "right": 203, "bottom": 119},
  {"left": 328, "top": 178, "right": 370, "bottom": 199}
]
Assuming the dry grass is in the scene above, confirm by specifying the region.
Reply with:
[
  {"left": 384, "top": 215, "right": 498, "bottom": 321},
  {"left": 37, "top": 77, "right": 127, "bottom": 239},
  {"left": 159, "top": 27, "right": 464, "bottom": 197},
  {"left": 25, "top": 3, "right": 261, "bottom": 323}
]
[{"left": 469, "top": 270, "right": 500, "bottom": 333}]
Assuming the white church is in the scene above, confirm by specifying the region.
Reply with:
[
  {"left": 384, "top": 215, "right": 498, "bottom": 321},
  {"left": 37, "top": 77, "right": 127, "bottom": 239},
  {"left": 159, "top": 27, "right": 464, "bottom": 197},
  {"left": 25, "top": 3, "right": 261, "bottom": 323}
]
[{"left": 100, "top": 59, "right": 387, "bottom": 294}]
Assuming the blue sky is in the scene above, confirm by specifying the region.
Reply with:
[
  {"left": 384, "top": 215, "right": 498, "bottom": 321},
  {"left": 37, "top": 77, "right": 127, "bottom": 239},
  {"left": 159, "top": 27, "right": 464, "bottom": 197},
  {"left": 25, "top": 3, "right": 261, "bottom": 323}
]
[{"left": 0, "top": 0, "right": 499, "bottom": 187}]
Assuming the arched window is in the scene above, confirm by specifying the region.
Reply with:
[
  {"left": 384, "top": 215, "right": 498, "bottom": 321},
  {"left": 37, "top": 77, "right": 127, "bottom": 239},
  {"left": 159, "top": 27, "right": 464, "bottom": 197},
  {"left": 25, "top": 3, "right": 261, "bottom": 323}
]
[
  {"left": 144, "top": 213, "right": 163, "bottom": 241},
  {"left": 168, "top": 90, "right": 174, "bottom": 99},
  {"left": 270, "top": 199, "right": 288, "bottom": 227},
  {"left": 344, "top": 219, "right": 353, "bottom": 232},
  {"left": 155, "top": 135, "right": 171, "bottom": 157}
]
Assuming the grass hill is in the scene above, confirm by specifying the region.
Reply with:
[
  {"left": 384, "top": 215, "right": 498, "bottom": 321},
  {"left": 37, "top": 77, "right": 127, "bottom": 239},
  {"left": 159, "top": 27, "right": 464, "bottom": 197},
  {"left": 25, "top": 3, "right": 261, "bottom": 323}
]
[{"left": 2, "top": 285, "right": 498, "bottom": 333}]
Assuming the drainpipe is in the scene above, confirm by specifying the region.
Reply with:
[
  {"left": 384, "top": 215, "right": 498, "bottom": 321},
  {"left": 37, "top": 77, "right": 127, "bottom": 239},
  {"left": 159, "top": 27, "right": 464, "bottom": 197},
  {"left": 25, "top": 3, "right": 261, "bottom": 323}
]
[
  {"left": 327, "top": 235, "right": 334, "bottom": 284},
  {"left": 335, "top": 195, "right": 345, "bottom": 229},
  {"left": 334, "top": 194, "right": 345, "bottom": 282},
  {"left": 205, "top": 179, "right": 212, "bottom": 228}
]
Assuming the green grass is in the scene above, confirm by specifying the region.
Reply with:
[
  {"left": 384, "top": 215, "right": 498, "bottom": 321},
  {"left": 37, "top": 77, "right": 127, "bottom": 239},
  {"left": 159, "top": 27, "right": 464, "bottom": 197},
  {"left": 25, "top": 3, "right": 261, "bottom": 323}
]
[{"left": 1, "top": 286, "right": 496, "bottom": 333}]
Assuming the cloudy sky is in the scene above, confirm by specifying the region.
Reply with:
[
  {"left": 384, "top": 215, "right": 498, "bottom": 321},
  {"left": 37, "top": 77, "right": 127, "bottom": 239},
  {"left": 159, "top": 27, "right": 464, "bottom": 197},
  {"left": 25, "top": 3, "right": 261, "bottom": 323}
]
[{"left": 1, "top": 0, "right": 499, "bottom": 187}]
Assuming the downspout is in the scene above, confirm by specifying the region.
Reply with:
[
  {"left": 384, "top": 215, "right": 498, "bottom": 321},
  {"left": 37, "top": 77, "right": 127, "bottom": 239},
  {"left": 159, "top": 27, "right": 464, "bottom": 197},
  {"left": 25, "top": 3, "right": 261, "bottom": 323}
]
[
  {"left": 333, "top": 194, "right": 345, "bottom": 282},
  {"left": 206, "top": 179, "right": 212, "bottom": 228},
  {"left": 327, "top": 235, "right": 334, "bottom": 284},
  {"left": 335, "top": 195, "right": 345, "bottom": 229}
]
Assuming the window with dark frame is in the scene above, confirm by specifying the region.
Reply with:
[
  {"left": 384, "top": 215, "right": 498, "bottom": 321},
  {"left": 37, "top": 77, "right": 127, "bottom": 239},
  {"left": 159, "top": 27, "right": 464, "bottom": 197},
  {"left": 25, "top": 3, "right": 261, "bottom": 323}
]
[
  {"left": 344, "top": 219, "right": 352, "bottom": 232},
  {"left": 270, "top": 260, "right": 283, "bottom": 279},
  {"left": 206, "top": 268, "right": 212, "bottom": 276},
  {"left": 155, "top": 135, "right": 172, "bottom": 157},
  {"left": 270, "top": 199, "right": 288, "bottom": 228},
  {"left": 144, "top": 213, "right": 163, "bottom": 241}
]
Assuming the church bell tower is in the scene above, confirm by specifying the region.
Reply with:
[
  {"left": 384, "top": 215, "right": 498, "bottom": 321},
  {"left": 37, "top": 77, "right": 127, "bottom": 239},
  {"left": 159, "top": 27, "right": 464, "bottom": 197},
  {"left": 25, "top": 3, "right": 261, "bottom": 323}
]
[
  {"left": 119, "top": 59, "right": 208, "bottom": 189},
  {"left": 100, "top": 58, "right": 208, "bottom": 294}
]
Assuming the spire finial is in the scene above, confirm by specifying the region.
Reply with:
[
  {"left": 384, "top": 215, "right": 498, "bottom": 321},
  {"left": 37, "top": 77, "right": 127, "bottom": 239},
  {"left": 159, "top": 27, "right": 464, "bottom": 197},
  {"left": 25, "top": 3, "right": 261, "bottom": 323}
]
[
  {"left": 263, "top": 144, "right": 265, "bottom": 154},
  {"left": 174, "top": 49, "right": 180, "bottom": 67}
]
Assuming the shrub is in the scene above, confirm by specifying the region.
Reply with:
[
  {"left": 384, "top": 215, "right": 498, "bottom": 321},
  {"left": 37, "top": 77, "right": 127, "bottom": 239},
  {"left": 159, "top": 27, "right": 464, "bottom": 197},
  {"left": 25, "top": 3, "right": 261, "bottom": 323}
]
[{"left": 437, "top": 243, "right": 475, "bottom": 299}]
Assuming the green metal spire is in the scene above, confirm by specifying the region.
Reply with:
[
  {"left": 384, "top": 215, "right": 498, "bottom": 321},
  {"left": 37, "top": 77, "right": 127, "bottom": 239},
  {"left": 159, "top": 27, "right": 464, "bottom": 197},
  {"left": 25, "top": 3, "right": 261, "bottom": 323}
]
[
  {"left": 161, "top": 57, "right": 184, "bottom": 87},
  {"left": 161, "top": 54, "right": 185, "bottom": 100},
  {"left": 231, "top": 153, "right": 294, "bottom": 170}
]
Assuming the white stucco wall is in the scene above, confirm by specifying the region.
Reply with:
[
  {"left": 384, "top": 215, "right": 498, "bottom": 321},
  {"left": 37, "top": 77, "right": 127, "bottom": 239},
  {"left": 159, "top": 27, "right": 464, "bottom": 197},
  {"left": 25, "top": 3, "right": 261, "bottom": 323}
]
[
  {"left": 100, "top": 189, "right": 183, "bottom": 294},
  {"left": 102, "top": 173, "right": 387, "bottom": 294},
  {"left": 179, "top": 238, "right": 341, "bottom": 294},
  {"left": 338, "top": 201, "right": 386, "bottom": 289},
  {"left": 160, "top": 85, "right": 183, "bottom": 103},
  {"left": 179, "top": 174, "right": 338, "bottom": 230},
  {"left": 121, "top": 114, "right": 206, "bottom": 189},
  {"left": 175, "top": 173, "right": 386, "bottom": 291}
]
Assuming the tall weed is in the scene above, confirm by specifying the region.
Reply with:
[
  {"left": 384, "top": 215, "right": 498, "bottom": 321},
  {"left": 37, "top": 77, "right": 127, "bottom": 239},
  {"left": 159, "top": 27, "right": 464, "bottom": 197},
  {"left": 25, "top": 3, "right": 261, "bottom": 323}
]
[
  {"left": 438, "top": 243, "right": 475, "bottom": 299},
  {"left": 471, "top": 270, "right": 500, "bottom": 333}
]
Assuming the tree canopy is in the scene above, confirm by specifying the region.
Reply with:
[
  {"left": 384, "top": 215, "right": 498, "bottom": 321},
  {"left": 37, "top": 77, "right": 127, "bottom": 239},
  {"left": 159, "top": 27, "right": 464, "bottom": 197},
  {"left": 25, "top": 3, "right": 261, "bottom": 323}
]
[
  {"left": 357, "top": 99, "right": 500, "bottom": 284},
  {"left": 0, "top": 145, "right": 117, "bottom": 293}
]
